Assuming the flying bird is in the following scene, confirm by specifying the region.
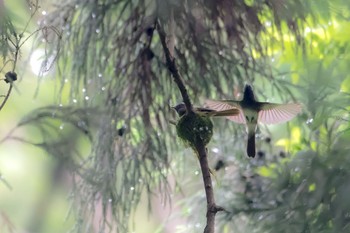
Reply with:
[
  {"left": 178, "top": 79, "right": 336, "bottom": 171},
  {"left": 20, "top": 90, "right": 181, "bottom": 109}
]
[{"left": 205, "top": 84, "right": 302, "bottom": 158}]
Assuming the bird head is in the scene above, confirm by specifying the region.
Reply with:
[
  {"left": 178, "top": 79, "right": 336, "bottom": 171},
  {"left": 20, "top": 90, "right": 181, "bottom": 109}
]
[
  {"left": 172, "top": 103, "right": 187, "bottom": 117},
  {"left": 243, "top": 84, "right": 256, "bottom": 101}
]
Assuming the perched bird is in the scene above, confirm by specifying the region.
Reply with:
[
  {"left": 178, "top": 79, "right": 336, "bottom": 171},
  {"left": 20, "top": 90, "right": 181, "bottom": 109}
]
[
  {"left": 205, "top": 84, "right": 302, "bottom": 158},
  {"left": 172, "top": 102, "right": 239, "bottom": 118}
]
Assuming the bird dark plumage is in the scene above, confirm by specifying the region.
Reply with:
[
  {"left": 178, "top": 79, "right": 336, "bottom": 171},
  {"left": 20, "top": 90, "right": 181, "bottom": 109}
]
[{"left": 247, "top": 135, "right": 256, "bottom": 158}]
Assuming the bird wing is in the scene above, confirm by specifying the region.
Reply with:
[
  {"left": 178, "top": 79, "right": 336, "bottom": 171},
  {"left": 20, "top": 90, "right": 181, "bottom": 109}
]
[
  {"left": 258, "top": 103, "right": 302, "bottom": 124},
  {"left": 205, "top": 100, "right": 246, "bottom": 124}
]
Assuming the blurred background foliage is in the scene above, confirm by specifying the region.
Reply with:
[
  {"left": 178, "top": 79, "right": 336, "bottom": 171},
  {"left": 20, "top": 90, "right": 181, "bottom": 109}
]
[{"left": 0, "top": 0, "right": 350, "bottom": 232}]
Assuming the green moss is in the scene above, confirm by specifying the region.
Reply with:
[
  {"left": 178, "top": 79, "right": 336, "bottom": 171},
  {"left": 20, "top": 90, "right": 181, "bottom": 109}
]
[{"left": 176, "top": 112, "right": 213, "bottom": 148}]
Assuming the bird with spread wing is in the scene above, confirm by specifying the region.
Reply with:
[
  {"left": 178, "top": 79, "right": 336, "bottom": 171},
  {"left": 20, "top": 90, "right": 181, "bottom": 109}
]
[{"left": 205, "top": 84, "right": 302, "bottom": 158}]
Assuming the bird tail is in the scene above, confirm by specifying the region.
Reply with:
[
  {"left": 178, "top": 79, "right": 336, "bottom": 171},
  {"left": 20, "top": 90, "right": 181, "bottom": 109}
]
[
  {"left": 247, "top": 135, "right": 256, "bottom": 158},
  {"left": 196, "top": 107, "right": 239, "bottom": 117},
  {"left": 211, "top": 108, "right": 240, "bottom": 117}
]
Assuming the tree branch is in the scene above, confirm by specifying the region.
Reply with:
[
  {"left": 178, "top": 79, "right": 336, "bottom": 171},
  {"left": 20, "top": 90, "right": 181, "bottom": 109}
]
[
  {"left": 156, "top": 20, "right": 222, "bottom": 233},
  {"left": 195, "top": 140, "right": 222, "bottom": 233},
  {"left": 0, "top": 84, "right": 13, "bottom": 111},
  {"left": 155, "top": 20, "right": 193, "bottom": 114}
]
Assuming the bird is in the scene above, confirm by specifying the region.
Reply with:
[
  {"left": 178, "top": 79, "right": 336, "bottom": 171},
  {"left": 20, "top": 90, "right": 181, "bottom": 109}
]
[
  {"left": 172, "top": 102, "right": 240, "bottom": 118},
  {"left": 205, "top": 84, "right": 302, "bottom": 158}
]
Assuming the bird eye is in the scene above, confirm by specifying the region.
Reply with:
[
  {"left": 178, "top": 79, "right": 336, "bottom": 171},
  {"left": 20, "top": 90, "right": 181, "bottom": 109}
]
[
  {"left": 245, "top": 116, "right": 249, "bottom": 121},
  {"left": 251, "top": 117, "right": 255, "bottom": 121}
]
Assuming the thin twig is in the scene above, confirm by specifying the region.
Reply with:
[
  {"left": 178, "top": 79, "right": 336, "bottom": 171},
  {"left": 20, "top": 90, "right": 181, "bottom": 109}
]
[
  {"left": 156, "top": 20, "right": 222, "bottom": 233},
  {"left": 0, "top": 84, "right": 13, "bottom": 111}
]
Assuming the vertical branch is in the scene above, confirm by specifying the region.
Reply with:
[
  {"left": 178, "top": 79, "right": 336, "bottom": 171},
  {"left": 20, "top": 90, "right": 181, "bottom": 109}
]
[
  {"left": 156, "top": 21, "right": 223, "bottom": 233},
  {"left": 195, "top": 141, "right": 222, "bottom": 233}
]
